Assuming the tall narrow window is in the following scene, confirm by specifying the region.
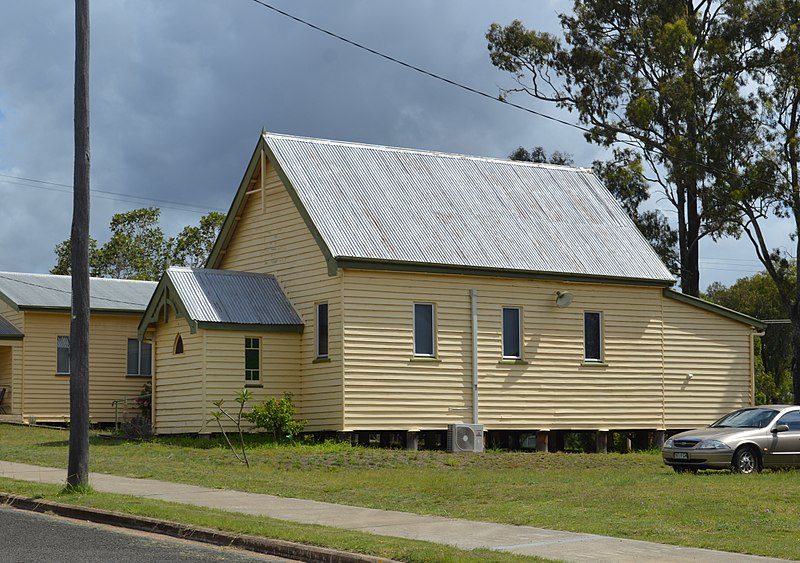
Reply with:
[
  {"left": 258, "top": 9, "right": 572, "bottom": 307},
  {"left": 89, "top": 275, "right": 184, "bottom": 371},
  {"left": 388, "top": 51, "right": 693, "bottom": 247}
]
[
  {"left": 174, "top": 334, "right": 184, "bottom": 355},
  {"left": 502, "top": 307, "right": 522, "bottom": 359},
  {"left": 245, "top": 337, "right": 260, "bottom": 381},
  {"left": 56, "top": 335, "right": 70, "bottom": 374},
  {"left": 584, "top": 311, "right": 602, "bottom": 362},
  {"left": 316, "top": 302, "right": 329, "bottom": 358},
  {"left": 413, "top": 303, "right": 435, "bottom": 357},
  {"left": 127, "top": 339, "right": 152, "bottom": 376}
]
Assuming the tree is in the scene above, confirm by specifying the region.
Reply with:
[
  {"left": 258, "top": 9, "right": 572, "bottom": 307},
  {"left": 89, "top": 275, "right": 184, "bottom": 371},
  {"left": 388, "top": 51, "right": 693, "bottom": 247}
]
[
  {"left": 171, "top": 211, "right": 226, "bottom": 268},
  {"left": 51, "top": 208, "right": 225, "bottom": 281},
  {"left": 706, "top": 272, "right": 793, "bottom": 404},
  {"left": 510, "top": 146, "right": 679, "bottom": 273},
  {"left": 67, "top": 0, "right": 91, "bottom": 490},
  {"left": 487, "top": 1, "right": 755, "bottom": 295},
  {"left": 708, "top": 1, "right": 800, "bottom": 404}
]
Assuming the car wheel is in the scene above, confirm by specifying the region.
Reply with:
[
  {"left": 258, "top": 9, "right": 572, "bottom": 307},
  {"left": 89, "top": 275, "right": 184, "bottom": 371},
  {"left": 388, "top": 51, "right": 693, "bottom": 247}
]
[
  {"left": 732, "top": 446, "right": 760, "bottom": 474},
  {"left": 672, "top": 465, "right": 697, "bottom": 474}
]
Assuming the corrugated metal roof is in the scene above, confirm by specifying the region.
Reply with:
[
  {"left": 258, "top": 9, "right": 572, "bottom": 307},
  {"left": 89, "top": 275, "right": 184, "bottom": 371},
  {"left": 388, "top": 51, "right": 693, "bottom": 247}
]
[
  {"left": 166, "top": 267, "right": 303, "bottom": 327},
  {"left": 0, "top": 272, "right": 156, "bottom": 311},
  {"left": 0, "top": 315, "right": 23, "bottom": 339},
  {"left": 264, "top": 133, "right": 674, "bottom": 283}
]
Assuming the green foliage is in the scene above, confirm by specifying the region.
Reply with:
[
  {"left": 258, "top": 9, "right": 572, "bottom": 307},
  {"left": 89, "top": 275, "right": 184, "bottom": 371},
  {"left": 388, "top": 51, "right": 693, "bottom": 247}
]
[
  {"left": 509, "top": 145, "right": 574, "bottom": 166},
  {"left": 210, "top": 389, "right": 252, "bottom": 467},
  {"left": 487, "top": 2, "right": 759, "bottom": 295},
  {"left": 706, "top": 270, "right": 794, "bottom": 404},
  {"left": 244, "top": 392, "right": 307, "bottom": 442},
  {"left": 50, "top": 207, "right": 225, "bottom": 280},
  {"left": 136, "top": 381, "right": 152, "bottom": 419}
]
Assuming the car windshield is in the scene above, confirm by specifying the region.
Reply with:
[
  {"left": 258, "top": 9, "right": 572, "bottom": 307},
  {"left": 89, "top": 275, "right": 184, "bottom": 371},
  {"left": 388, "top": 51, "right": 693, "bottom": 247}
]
[{"left": 710, "top": 408, "right": 779, "bottom": 429}]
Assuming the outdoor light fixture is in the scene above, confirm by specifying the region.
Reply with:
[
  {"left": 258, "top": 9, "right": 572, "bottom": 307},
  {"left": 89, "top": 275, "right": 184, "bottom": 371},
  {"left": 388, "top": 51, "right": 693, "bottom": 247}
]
[{"left": 555, "top": 291, "right": 573, "bottom": 307}]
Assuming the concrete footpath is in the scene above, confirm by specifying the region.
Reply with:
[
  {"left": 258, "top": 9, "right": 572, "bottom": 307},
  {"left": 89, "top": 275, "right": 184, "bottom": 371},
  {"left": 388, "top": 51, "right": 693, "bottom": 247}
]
[{"left": 0, "top": 460, "right": 791, "bottom": 563}]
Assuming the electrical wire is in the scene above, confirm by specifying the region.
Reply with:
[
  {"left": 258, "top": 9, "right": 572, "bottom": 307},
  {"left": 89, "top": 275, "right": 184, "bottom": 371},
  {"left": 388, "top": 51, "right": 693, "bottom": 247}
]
[
  {"left": 245, "top": 0, "right": 783, "bottom": 193},
  {"left": 0, "top": 272, "right": 154, "bottom": 309},
  {"left": 0, "top": 173, "right": 226, "bottom": 215}
]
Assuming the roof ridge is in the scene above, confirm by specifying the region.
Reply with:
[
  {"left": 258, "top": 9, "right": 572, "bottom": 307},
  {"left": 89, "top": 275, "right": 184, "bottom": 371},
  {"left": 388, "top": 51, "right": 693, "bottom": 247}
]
[{"left": 263, "top": 131, "right": 592, "bottom": 173}]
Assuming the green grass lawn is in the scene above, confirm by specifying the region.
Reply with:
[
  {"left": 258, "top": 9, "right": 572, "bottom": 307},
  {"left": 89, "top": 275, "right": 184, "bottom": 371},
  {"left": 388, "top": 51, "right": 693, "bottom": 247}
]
[{"left": 2, "top": 423, "right": 800, "bottom": 560}]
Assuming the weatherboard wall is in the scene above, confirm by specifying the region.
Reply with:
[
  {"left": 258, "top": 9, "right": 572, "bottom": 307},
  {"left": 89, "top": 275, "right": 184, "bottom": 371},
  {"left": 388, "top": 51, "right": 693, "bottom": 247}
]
[
  {"left": 17, "top": 311, "right": 149, "bottom": 423},
  {"left": 662, "top": 296, "right": 754, "bottom": 428},
  {"left": 340, "top": 269, "right": 754, "bottom": 432},
  {"left": 151, "top": 315, "right": 204, "bottom": 434},
  {"left": 215, "top": 160, "right": 342, "bottom": 432}
]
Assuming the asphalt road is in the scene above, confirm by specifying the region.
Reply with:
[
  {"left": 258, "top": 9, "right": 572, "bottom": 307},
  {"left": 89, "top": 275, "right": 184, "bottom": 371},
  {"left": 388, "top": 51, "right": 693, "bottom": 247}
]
[{"left": 0, "top": 506, "right": 295, "bottom": 563}]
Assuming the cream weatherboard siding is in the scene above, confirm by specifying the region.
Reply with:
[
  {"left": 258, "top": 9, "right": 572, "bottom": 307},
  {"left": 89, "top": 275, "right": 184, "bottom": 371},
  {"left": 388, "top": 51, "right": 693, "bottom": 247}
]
[
  {"left": 663, "top": 297, "right": 754, "bottom": 429},
  {"left": 204, "top": 330, "right": 301, "bottom": 433},
  {"left": 341, "top": 269, "right": 754, "bottom": 432},
  {"left": 15, "top": 311, "right": 149, "bottom": 423},
  {"left": 216, "top": 160, "right": 342, "bottom": 432},
  {"left": 151, "top": 316, "right": 204, "bottom": 434}
]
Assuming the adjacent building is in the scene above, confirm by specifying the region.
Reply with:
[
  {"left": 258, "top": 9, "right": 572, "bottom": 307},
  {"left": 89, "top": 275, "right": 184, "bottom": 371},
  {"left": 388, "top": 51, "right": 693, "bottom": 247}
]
[{"left": 0, "top": 272, "right": 156, "bottom": 423}]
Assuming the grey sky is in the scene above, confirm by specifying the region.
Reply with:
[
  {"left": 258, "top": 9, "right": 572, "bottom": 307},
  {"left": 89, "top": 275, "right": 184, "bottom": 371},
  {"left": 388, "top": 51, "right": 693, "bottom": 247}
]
[{"left": 0, "top": 1, "right": 780, "bottom": 288}]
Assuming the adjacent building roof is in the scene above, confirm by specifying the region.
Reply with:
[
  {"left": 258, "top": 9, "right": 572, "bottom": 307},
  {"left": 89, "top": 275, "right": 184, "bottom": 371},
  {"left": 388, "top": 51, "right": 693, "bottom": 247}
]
[
  {"left": 663, "top": 289, "right": 766, "bottom": 330},
  {"left": 209, "top": 132, "right": 675, "bottom": 285},
  {"left": 0, "top": 271, "right": 156, "bottom": 313},
  {"left": 0, "top": 315, "right": 23, "bottom": 340},
  {"left": 139, "top": 268, "right": 304, "bottom": 337}
]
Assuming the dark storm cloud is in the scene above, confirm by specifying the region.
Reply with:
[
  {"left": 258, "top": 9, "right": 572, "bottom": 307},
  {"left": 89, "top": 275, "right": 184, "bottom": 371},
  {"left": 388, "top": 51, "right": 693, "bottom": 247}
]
[{"left": 0, "top": 1, "right": 772, "bottom": 286}]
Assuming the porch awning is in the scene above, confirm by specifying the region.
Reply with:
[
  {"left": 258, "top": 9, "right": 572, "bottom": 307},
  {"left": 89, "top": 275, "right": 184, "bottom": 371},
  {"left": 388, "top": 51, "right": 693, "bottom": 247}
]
[{"left": 0, "top": 315, "right": 23, "bottom": 340}]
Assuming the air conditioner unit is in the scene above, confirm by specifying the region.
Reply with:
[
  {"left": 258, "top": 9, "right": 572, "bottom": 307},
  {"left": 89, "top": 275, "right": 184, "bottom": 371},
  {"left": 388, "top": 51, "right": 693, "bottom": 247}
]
[{"left": 447, "top": 423, "right": 484, "bottom": 453}]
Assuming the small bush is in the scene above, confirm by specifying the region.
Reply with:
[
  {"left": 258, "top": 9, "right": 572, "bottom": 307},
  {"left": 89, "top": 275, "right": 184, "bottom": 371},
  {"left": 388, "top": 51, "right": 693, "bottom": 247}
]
[{"left": 244, "top": 392, "right": 306, "bottom": 442}]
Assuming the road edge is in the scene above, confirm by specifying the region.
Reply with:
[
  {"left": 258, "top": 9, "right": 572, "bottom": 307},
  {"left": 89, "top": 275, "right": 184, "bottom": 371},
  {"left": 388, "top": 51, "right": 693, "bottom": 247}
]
[{"left": 0, "top": 492, "right": 397, "bottom": 563}]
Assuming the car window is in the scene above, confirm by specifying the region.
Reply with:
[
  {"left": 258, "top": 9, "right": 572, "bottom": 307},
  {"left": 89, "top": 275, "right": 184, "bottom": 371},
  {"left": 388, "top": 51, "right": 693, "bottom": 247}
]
[
  {"left": 776, "top": 411, "right": 800, "bottom": 431},
  {"left": 711, "top": 408, "right": 779, "bottom": 429}
]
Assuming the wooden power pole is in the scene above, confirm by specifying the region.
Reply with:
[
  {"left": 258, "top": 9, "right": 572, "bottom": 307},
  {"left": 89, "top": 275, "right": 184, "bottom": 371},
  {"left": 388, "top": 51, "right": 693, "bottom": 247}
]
[{"left": 67, "top": 0, "right": 91, "bottom": 489}]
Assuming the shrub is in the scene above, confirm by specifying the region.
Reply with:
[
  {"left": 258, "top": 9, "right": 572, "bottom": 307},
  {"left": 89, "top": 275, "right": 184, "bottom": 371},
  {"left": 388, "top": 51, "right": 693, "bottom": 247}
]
[{"left": 244, "top": 393, "right": 306, "bottom": 442}]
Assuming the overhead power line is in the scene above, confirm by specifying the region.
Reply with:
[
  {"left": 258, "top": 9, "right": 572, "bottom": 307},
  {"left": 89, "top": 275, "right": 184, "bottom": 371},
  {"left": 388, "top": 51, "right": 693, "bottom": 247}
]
[
  {"left": 246, "top": 0, "right": 781, "bottom": 193},
  {"left": 0, "top": 173, "right": 226, "bottom": 215}
]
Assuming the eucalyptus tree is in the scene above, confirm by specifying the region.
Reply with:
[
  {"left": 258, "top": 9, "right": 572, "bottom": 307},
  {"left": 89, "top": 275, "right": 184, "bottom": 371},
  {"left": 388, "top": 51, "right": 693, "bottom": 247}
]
[{"left": 487, "top": 0, "right": 755, "bottom": 295}]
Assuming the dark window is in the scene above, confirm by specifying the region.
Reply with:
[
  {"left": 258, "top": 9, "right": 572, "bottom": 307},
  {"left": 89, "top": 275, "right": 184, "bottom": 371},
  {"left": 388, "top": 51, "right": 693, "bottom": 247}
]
[
  {"left": 127, "top": 339, "right": 152, "bottom": 376},
  {"left": 584, "top": 312, "right": 602, "bottom": 361},
  {"left": 502, "top": 307, "right": 521, "bottom": 359},
  {"left": 414, "top": 303, "right": 435, "bottom": 356},
  {"left": 316, "top": 303, "right": 329, "bottom": 358},
  {"left": 56, "top": 335, "right": 70, "bottom": 374},
  {"left": 245, "top": 337, "right": 260, "bottom": 381},
  {"left": 174, "top": 335, "right": 184, "bottom": 355}
]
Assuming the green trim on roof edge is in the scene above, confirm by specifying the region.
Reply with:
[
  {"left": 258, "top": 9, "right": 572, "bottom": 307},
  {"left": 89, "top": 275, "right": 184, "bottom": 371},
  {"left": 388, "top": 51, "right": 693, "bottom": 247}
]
[
  {"left": 663, "top": 288, "right": 766, "bottom": 330},
  {"left": 336, "top": 258, "right": 675, "bottom": 287},
  {"left": 206, "top": 134, "right": 336, "bottom": 274}
]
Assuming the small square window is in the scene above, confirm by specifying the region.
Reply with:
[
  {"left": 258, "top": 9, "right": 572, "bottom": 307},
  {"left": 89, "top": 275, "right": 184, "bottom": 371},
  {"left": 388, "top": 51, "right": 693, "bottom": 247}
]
[
  {"left": 584, "top": 311, "right": 602, "bottom": 361},
  {"left": 502, "top": 307, "right": 522, "bottom": 359},
  {"left": 245, "top": 337, "right": 260, "bottom": 381},
  {"left": 414, "top": 303, "right": 435, "bottom": 357}
]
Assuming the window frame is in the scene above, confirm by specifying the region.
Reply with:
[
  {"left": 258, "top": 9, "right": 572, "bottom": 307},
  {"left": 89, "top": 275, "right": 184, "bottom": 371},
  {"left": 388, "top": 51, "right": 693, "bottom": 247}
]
[
  {"left": 127, "top": 338, "right": 152, "bottom": 377},
  {"left": 316, "top": 302, "right": 329, "bottom": 359},
  {"left": 245, "top": 337, "right": 261, "bottom": 382},
  {"left": 583, "top": 311, "right": 603, "bottom": 362},
  {"left": 56, "top": 335, "right": 70, "bottom": 375},
  {"left": 413, "top": 302, "right": 436, "bottom": 357},
  {"left": 501, "top": 306, "right": 522, "bottom": 359}
]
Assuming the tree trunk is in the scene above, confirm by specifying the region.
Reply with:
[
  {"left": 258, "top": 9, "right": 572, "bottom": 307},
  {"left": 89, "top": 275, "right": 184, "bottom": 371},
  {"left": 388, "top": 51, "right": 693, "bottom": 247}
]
[
  {"left": 676, "top": 178, "right": 701, "bottom": 297},
  {"left": 684, "top": 183, "right": 701, "bottom": 297},
  {"left": 791, "top": 316, "right": 800, "bottom": 406},
  {"left": 67, "top": 0, "right": 90, "bottom": 490}
]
